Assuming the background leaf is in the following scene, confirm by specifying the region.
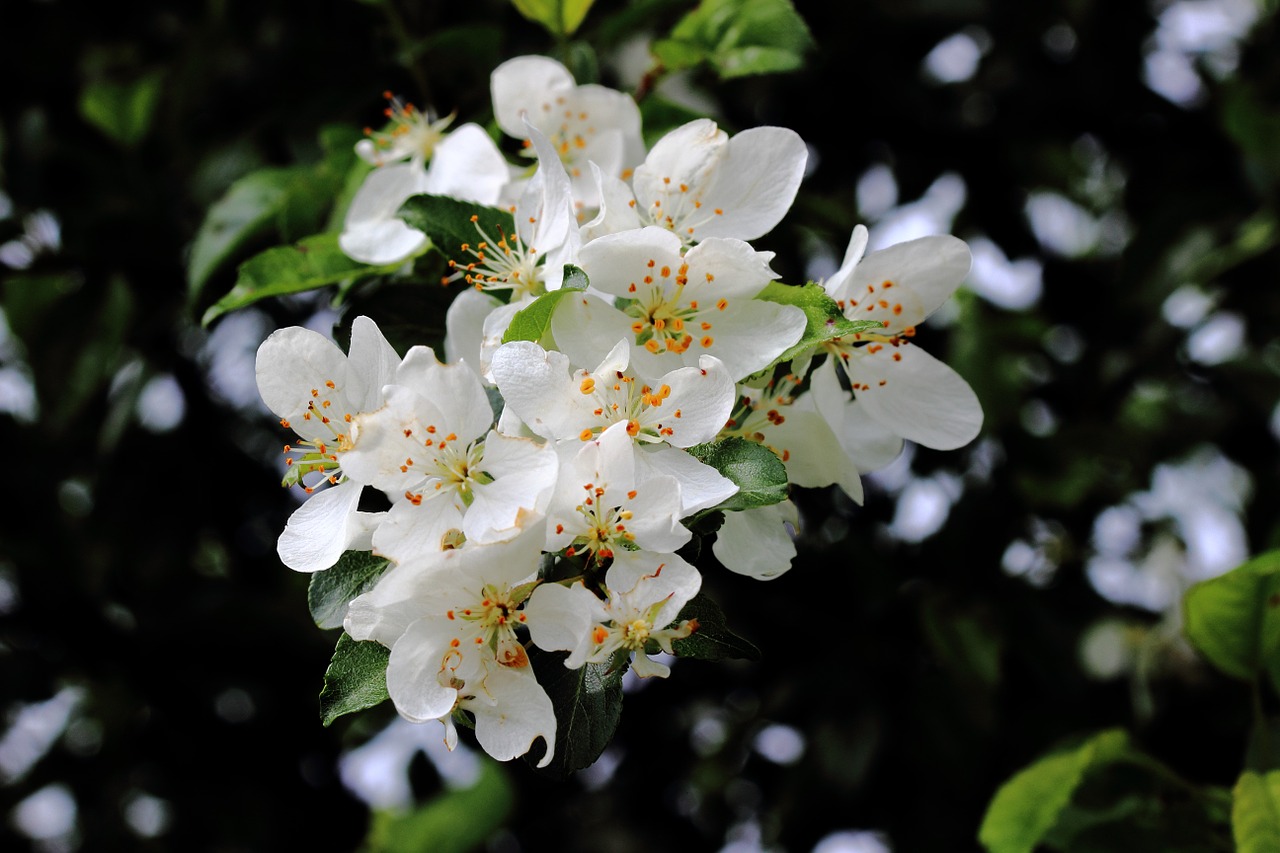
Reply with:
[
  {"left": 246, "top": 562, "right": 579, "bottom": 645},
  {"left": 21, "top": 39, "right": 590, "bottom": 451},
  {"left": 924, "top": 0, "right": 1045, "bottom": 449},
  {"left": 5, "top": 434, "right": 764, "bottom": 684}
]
[
  {"left": 1183, "top": 550, "right": 1280, "bottom": 687},
  {"left": 363, "top": 760, "right": 515, "bottom": 853},
  {"left": 653, "top": 0, "right": 813, "bottom": 79},
  {"left": 78, "top": 71, "right": 163, "bottom": 147},
  {"left": 202, "top": 233, "right": 401, "bottom": 326},
  {"left": 1234, "top": 770, "right": 1280, "bottom": 853}
]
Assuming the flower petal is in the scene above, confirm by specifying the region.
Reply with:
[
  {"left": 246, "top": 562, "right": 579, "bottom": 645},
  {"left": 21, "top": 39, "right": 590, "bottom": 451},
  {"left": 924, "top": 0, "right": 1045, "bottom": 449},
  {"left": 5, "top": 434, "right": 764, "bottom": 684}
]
[
  {"left": 844, "top": 342, "right": 982, "bottom": 450},
  {"left": 850, "top": 235, "right": 971, "bottom": 330},
  {"left": 695, "top": 126, "right": 807, "bottom": 242},
  {"left": 276, "top": 479, "right": 368, "bottom": 572},
  {"left": 712, "top": 501, "right": 799, "bottom": 580}
]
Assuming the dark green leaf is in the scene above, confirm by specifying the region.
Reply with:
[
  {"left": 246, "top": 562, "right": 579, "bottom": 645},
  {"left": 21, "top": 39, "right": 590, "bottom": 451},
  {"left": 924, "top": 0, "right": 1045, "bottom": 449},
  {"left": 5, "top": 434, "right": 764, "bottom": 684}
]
[
  {"left": 685, "top": 437, "right": 789, "bottom": 512},
  {"left": 756, "top": 281, "right": 884, "bottom": 369},
  {"left": 202, "top": 233, "right": 402, "bottom": 326},
  {"left": 397, "top": 194, "right": 516, "bottom": 263},
  {"left": 319, "top": 633, "right": 390, "bottom": 727},
  {"left": 307, "top": 550, "right": 391, "bottom": 630},
  {"left": 526, "top": 648, "right": 627, "bottom": 776},
  {"left": 364, "top": 760, "right": 514, "bottom": 853},
  {"left": 78, "top": 71, "right": 163, "bottom": 147},
  {"left": 671, "top": 592, "right": 761, "bottom": 662},
  {"left": 1183, "top": 550, "right": 1280, "bottom": 686},
  {"left": 189, "top": 126, "right": 362, "bottom": 304},
  {"left": 1234, "top": 770, "right": 1280, "bottom": 853}
]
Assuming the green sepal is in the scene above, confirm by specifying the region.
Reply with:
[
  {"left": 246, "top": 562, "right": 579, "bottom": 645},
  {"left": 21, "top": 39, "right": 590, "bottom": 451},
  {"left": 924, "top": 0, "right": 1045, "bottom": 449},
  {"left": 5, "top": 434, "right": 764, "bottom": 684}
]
[
  {"left": 307, "top": 550, "right": 392, "bottom": 630},
  {"left": 509, "top": 0, "right": 598, "bottom": 37},
  {"left": 202, "top": 233, "right": 404, "bottom": 326},
  {"left": 525, "top": 647, "right": 628, "bottom": 776},
  {"left": 755, "top": 280, "right": 884, "bottom": 370},
  {"left": 685, "top": 437, "right": 789, "bottom": 514},
  {"left": 500, "top": 266, "right": 589, "bottom": 346},
  {"left": 1183, "top": 550, "right": 1280, "bottom": 690},
  {"left": 319, "top": 633, "right": 390, "bottom": 727},
  {"left": 671, "top": 592, "right": 761, "bottom": 662},
  {"left": 1233, "top": 769, "right": 1280, "bottom": 853},
  {"left": 652, "top": 0, "right": 814, "bottom": 80},
  {"left": 397, "top": 194, "right": 515, "bottom": 268}
]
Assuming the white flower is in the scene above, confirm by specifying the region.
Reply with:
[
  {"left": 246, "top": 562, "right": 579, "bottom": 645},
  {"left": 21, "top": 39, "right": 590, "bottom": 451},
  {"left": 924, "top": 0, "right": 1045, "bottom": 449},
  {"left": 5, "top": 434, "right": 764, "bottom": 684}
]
[
  {"left": 356, "top": 93, "right": 457, "bottom": 167},
  {"left": 582, "top": 118, "right": 807, "bottom": 247},
  {"left": 525, "top": 550, "right": 701, "bottom": 678},
  {"left": 340, "top": 124, "right": 510, "bottom": 266},
  {"left": 547, "top": 421, "right": 690, "bottom": 562},
  {"left": 345, "top": 524, "right": 556, "bottom": 766},
  {"left": 491, "top": 55, "right": 644, "bottom": 210},
  {"left": 490, "top": 339, "right": 738, "bottom": 515},
  {"left": 339, "top": 346, "right": 556, "bottom": 561},
  {"left": 552, "top": 226, "right": 806, "bottom": 381},
  {"left": 712, "top": 501, "right": 800, "bottom": 581},
  {"left": 255, "top": 317, "right": 402, "bottom": 572},
  {"left": 720, "top": 375, "right": 865, "bottom": 503},
  {"left": 818, "top": 225, "right": 983, "bottom": 451}
]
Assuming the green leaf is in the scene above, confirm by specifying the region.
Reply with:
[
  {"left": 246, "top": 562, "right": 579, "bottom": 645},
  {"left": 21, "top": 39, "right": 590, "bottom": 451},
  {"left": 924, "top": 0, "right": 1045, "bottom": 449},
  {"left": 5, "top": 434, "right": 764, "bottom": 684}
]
[
  {"left": 364, "top": 760, "right": 514, "bottom": 853},
  {"left": 397, "top": 194, "right": 516, "bottom": 262},
  {"left": 1234, "top": 770, "right": 1280, "bottom": 853},
  {"left": 78, "top": 71, "right": 163, "bottom": 147},
  {"left": 187, "top": 168, "right": 298, "bottom": 302},
  {"left": 756, "top": 281, "right": 884, "bottom": 369},
  {"left": 307, "top": 550, "right": 391, "bottom": 630},
  {"left": 319, "top": 633, "right": 390, "bottom": 727},
  {"left": 653, "top": 0, "right": 814, "bottom": 80},
  {"left": 671, "top": 592, "right": 761, "bottom": 662},
  {"left": 188, "top": 126, "right": 362, "bottom": 305},
  {"left": 500, "top": 267, "right": 590, "bottom": 345},
  {"left": 202, "top": 233, "right": 403, "bottom": 326},
  {"left": 1183, "top": 550, "right": 1280, "bottom": 686},
  {"left": 509, "top": 0, "right": 597, "bottom": 37},
  {"left": 685, "top": 437, "right": 789, "bottom": 512},
  {"left": 978, "top": 729, "right": 1134, "bottom": 853},
  {"left": 526, "top": 648, "right": 626, "bottom": 776}
]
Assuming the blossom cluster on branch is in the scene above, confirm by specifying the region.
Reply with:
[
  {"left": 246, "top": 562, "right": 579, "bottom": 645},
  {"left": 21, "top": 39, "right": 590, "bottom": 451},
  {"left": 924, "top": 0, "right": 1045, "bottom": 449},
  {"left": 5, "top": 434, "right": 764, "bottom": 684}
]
[{"left": 252, "top": 55, "right": 982, "bottom": 772}]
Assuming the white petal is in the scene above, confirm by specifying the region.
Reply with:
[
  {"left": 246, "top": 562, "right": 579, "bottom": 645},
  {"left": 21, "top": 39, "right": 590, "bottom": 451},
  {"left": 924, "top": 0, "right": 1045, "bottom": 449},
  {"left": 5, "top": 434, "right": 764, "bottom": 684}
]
[
  {"left": 524, "top": 582, "right": 599, "bottom": 660},
  {"left": 445, "top": 288, "right": 502, "bottom": 377},
  {"left": 276, "top": 479, "right": 368, "bottom": 572},
  {"left": 634, "top": 119, "right": 725, "bottom": 210},
  {"left": 683, "top": 238, "right": 779, "bottom": 300},
  {"left": 765, "top": 408, "right": 864, "bottom": 504},
  {"left": 844, "top": 342, "right": 983, "bottom": 450},
  {"left": 850, "top": 235, "right": 971, "bottom": 330},
  {"left": 386, "top": 619, "right": 460, "bottom": 723},
  {"left": 822, "top": 224, "right": 870, "bottom": 303},
  {"left": 550, "top": 293, "right": 636, "bottom": 378},
  {"left": 466, "top": 431, "right": 558, "bottom": 544},
  {"left": 371, "top": 496, "right": 466, "bottom": 565},
  {"left": 712, "top": 502, "right": 799, "bottom": 580},
  {"left": 606, "top": 551, "right": 701, "bottom": 628},
  {"left": 695, "top": 126, "right": 807, "bottom": 242},
  {"left": 255, "top": 326, "right": 347, "bottom": 437},
  {"left": 422, "top": 124, "right": 509, "bottom": 205},
  {"left": 579, "top": 162, "right": 641, "bottom": 243},
  {"left": 490, "top": 342, "right": 593, "bottom": 440},
  {"left": 467, "top": 665, "right": 556, "bottom": 767},
  {"left": 491, "top": 56, "right": 575, "bottom": 138},
  {"left": 393, "top": 347, "right": 494, "bottom": 443},
  {"left": 652, "top": 355, "right": 737, "bottom": 447},
  {"left": 345, "top": 316, "right": 401, "bottom": 413},
  {"left": 681, "top": 299, "right": 806, "bottom": 381},
  {"left": 576, "top": 226, "right": 684, "bottom": 299},
  {"left": 636, "top": 444, "right": 738, "bottom": 516},
  {"left": 339, "top": 163, "right": 430, "bottom": 265}
]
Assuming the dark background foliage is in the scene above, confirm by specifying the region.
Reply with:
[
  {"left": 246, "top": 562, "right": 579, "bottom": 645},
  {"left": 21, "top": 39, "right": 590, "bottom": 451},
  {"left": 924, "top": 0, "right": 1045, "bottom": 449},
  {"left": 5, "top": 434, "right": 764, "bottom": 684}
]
[{"left": 2, "top": 0, "right": 1278, "bottom": 850}]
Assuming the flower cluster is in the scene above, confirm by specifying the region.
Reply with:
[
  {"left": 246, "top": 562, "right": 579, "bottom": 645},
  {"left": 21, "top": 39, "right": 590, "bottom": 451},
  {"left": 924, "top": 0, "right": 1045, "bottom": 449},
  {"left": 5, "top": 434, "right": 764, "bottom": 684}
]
[{"left": 254, "top": 55, "right": 983, "bottom": 770}]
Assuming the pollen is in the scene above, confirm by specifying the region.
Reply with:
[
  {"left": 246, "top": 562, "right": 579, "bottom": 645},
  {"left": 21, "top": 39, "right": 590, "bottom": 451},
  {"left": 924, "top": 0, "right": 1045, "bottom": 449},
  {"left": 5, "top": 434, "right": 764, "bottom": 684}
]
[
  {"left": 593, "top": 626, "right": 609, "bottom": 644},
  {"left": 701, "top": 336, "right": 715, "bottom": 348},
  {"left": 716, "top": 299, "right": 728, "bottom": 311},
  {"left": 580, "top": 377, "right": 596, "bottom": 394},
  {"left": 579, "top": 428, "right": 593, "bottom": 441}
]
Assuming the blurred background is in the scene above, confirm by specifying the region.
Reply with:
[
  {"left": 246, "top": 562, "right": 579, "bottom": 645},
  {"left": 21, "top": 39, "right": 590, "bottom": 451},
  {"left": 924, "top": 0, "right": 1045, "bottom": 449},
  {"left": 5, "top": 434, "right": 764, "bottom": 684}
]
[{"left": 2, "top": 0, "right": 1279, "bottom": 849}]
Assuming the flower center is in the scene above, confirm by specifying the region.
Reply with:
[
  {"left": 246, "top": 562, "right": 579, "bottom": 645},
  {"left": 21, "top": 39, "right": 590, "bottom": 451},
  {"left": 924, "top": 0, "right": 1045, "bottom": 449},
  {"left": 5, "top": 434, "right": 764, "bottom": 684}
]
[
  {"left": 445, "top": 214, "right": 544, "bottom": 300},
  {"left": 362, "top": 92, "right": 455, "bottom": 165},
  {"left": 574, "top": 370, "right": 681, "bottom": 443},
  {"left": 635, "top": 176, "right": 727, "bottom": 243},
  {"left": 618, "top": 257, "right": 728, "bottom": 355},
  {"left": 279, "top": 377, "right": 357, "bottom": 493}
]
